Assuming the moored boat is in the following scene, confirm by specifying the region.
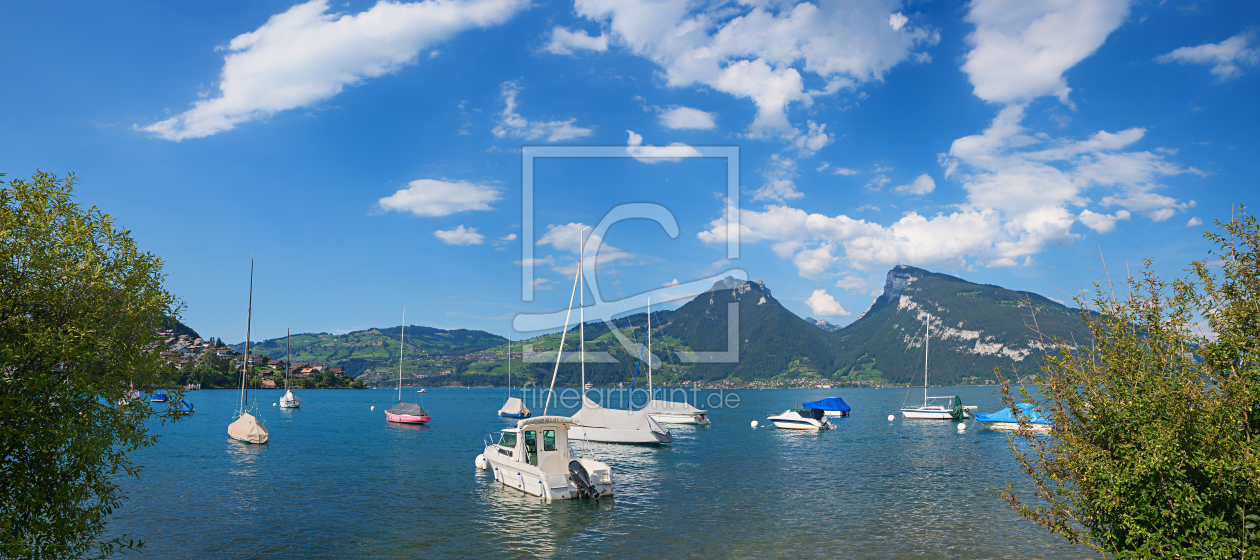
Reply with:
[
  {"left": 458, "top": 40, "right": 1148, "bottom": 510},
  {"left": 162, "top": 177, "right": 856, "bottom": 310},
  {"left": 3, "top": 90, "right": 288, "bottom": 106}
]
[
  {"left": 227, "top": 259, "right": 268, "bottom": 444},
  {"left": 476, "top": 415, "right": 613, "bottom": 500},
  {"left": 385, "top": 308, "right": 429, "bottom": 424},
  {"left": 279, "top": 329, "right": 301, "bottom": 409},
  {"left": 498, "top": 333, "right": 531, "bottom": 419},
  {"left": 975, "top": 403, "right": 1051, "bottom": 432},
  {"left": 767, "top": 407, "right": 834, "bottom": 430},
  {"left": 900, "top": 319, "right": 974, "bottom": 420},
  {"left": 802, "top": 397, "right": 851, "bottom": 417}
]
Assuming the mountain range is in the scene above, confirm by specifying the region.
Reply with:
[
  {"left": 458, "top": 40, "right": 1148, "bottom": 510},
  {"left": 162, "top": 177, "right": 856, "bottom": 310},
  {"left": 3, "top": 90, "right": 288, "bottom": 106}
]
[{"left": 223, "top": 265, "right": 1090, "bottom": 386}]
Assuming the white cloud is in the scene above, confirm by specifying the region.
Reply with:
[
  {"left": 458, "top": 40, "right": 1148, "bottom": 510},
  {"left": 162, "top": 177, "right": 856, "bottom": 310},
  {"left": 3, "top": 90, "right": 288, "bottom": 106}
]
[
  {"left": 805, "top": 289, "right": 851, "bottom": 317},
  {"left": 793, "top": 243, "right": 837, "bottom": 279},
  {"left": 1156, "top": 31, "right": 1259, "bottom": 81},
  {"left": 894, "top": 174, "right": 935, "bottom": 195},
  {"left": 1186, "top": 217, "right": 1203, "bottom": 227},
  {"left": 537, "top": 222, "right": 633, "bottom": 274},
  {"left": 566, "top": 0, "right": 939, "bottom": 141},
  {"left": 140, "top": 0, "right": 526, "bottom": 140},
  {"left": 658, "top": 106, "right": 716, "bottom": 130},
  {"left": 889, "top": 13, "right": 909, "bottom": 32},
  {"left": 625, "top": 130, "right": 702, "bottom": 163},
  {"left": 662, "top": 279, "right": 681, "bottom": 287},
  {"left": 1078, "top": 209, "right": 1130, "bottom": 233},
  {"left": 377, "top": 179, "right": 500, "bottom": 217},
  {"left": 835, "top": 275, "right": 867, "bottom": 292},
  {"left": 961, "top": 0, "right": 1131, "bottom": 105},
  {"left": 434, "top": 225, "right": 485, "bottom": 245},
  {"left": 544, "top": 27, "right": 609, "bottom": 55},
  {"left": 752, "top": 154, "right": 804, "bottom": 202},
  {"left": 790, "top": 120, "right": 834, "bottom": 155},
  {"left": 492, "top": 81, "right": 594, "bottom": 142},
  {"left": 832, "top": 167, "right": 859, "bottom": 176},
  {"left": 501, "top": 233, "right": 518, "bottom": 241}
]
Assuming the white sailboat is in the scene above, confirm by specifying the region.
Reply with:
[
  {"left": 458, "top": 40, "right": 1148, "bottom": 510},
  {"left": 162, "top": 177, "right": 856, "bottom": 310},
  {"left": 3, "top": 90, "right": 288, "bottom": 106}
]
[
  {"left": 561, "top": 228, "right": 672, "bottom": 445},
  {"left": 639, "top": 296, "right": 710, "bottom": 425},
  {"left": 385, "top": 308, "right": 430, "bottom": 424},
  {"left": 228, "top": 259, "right": 269, "bottom": 444},
  {"left": 279, "top": 328, "right": 300, "bottom": 409},
  {"left": 900, "top": 318, "right": 977, "bottom": 420},
  {"left": 498, "top": 333, "right": 530, "bottom": 418}
]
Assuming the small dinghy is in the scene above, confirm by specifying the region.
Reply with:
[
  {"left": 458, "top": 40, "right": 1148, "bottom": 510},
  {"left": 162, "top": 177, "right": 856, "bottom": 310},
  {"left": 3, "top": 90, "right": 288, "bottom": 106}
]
[{"left": 767, "top": 407, "right": 835, "bottom": 430}]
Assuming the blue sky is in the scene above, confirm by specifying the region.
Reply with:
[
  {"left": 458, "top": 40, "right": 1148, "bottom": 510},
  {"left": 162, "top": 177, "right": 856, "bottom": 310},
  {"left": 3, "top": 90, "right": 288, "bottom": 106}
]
[{"left": 2, "top": 0, "right": 1257, "bottom": 343}]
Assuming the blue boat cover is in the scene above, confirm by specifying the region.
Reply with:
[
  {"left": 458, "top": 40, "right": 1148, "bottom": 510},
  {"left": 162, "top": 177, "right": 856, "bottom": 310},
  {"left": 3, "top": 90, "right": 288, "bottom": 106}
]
[
  {"left": 801, "top": 397, "right": 851, "bottom": 413},
  {"left": 975, "top": 403, "right": 1050, "bottom": 424}
]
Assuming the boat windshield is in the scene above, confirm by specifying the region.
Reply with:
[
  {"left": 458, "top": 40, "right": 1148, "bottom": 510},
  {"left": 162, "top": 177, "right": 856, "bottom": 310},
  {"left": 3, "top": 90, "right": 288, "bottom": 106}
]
[
  {"left": 498, "top": 432, "right": 517, "bottom": 448},
  {"left": 524, "top": 431, "right": 537, "bottom": 466},
  {"left": 543, "top": 430, "right": 556, "bottom": 451}
]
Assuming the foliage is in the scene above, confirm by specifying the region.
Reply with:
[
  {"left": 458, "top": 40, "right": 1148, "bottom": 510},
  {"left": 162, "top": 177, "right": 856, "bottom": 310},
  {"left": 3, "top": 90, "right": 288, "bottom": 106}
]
[
  {"left": 1, "top": 171, "right": 182, "bottom": 558},
  {"left": 996, "top": 209, "right": 1260, "bottom": 557}
]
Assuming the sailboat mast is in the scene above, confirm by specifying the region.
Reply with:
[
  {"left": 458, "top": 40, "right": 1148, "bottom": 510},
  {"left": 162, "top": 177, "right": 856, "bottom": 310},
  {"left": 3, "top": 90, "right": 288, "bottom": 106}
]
[
  {"left": 923, "top": 319, "right": 930, "bottom": 406},
  {"left": 579, "top": 228, "right": 586, "bottom": 397},
  {"left": 240, "top": 259, "right": 254, "bottom": 414},
  {"left": 285, "top": 328, "right": 290, "bottom": 391},
  {"left": 647, "top": 296, "right": 652, "bottom": 399},
  {"left": 398, "top": 307, "right": 405, "bottom": 403},
  {"left": 507, "top": 332, "right": 511, "bottom": 399}
]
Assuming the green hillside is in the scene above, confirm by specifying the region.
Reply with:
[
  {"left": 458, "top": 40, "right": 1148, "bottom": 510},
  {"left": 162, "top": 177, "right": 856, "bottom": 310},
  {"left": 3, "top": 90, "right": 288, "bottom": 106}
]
[
  {"left": 230, "top": 326, "right": 505, "bottom": 379},
  {"left": 830, "top": 265, "right": 1091, "bottom": 385}
]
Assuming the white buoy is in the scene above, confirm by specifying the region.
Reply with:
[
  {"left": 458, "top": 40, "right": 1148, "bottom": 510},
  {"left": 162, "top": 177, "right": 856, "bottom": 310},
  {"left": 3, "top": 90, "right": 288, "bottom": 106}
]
[
  {"left": 475, "top": 454, "right": 488, "bottom": 470},
  {"left": 751, "top": 420, "right": 759, "bottom": 428},
  {"left": 887, "top": 414, "right": 895, "bottom": 421},
  {"left": 957, "top": 423, "right": 967, "bottom": 432},
  {"left": 273, "top": 403, "right": 277, "bottom": 406},
  {"left": 371, "top": 405, "right": 375, "bottom": 410}
]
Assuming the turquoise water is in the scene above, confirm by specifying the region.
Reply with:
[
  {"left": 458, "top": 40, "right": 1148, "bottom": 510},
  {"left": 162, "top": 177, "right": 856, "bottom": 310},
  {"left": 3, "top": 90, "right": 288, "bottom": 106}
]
[{"left": 113, "top": 387, "right": 1093, "bottom": 558}]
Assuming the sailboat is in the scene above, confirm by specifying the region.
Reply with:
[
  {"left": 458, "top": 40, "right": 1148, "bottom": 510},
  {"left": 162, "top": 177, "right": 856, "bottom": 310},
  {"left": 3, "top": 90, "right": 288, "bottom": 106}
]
[
  {"left": 498, "top": 333, "right": 531, "bottom": 419},
  {"left": 228, "top": 259, "right": 269, "bottom": 444},
  {"left": 899, "top": 318, "right": 977, "bottom": 420},
  {"left": 638, "top": 297, "right": 710, "bottom": 425},
  {"left": 385, "top": 308, "right": 430, "bottom": 424},
  {"left": 279, "top": 328, "right": 301, "bottom": 409},
  {"left": 565, "top": 230, "right": 672, "bottom": 445}
]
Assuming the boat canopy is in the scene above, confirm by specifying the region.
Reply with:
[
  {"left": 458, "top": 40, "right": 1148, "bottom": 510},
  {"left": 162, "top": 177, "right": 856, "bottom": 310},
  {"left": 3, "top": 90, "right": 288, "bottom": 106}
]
[
  {"left": 641, "top": 398, "right": 706, "bottom": 415},
  {"left": 572, "top": 397, "right": 661, "bottom": 431},
  {"left": 975, "top": 403, "right": 1051, "bottom": 425},
  {"left": 499, "top": 397, "right": 530, "bottom": 415},
  {"left": 175, "top": 401, "right": 194, "bottom": 413},
  {"left": 386, "top": 402, "right": 427, "bottom": 416},
  {"left": 789, "top": 407, "right": 827, "bottom": 421},
  {"left": 518, "top": 415, "right": 579, "bottom": 428},
  {"left": 801, "top": 397, "right": 850, "bottom": 413}
]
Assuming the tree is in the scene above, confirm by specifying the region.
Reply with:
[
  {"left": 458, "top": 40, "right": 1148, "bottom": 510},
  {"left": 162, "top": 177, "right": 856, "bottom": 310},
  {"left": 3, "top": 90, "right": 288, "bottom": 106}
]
[
  {"left": 996, "top": 209, "right": 1260, "bottom": 557},
  {"left": 1, "top": 171, "right": 182, "bottom": 558}
]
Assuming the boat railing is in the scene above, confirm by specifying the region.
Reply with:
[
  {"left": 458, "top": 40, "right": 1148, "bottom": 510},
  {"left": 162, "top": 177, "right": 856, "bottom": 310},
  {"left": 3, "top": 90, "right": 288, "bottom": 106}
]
[{"left": 483, "top": 433, "right": 496, "bottom": 448}]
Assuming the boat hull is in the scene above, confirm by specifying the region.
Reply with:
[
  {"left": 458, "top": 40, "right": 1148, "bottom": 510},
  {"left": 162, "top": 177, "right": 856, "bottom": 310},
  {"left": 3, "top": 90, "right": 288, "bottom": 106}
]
[
  {"left": 480, "top": 446, "right": 613, "bottom": 500},
  {"left": 568, "top": 425, "right": 673, "bottom": 444},
  {"left": 767, "top": 418, "right": 833, "bottom": 430},
  {"left": 386, "top": 412, "right": 431, "bottom": 424},
  {"left": 901, "top": 407, "right": 977, "bottom": 420},
  {"left": 647, "top": 413, "right": 711, "bottom": 425},
  {"left": 981, "top": 421, "right": 1051, "bottom": 432},
  {"left": 499, "top": 412, "right": 531, "bottom": 419}
]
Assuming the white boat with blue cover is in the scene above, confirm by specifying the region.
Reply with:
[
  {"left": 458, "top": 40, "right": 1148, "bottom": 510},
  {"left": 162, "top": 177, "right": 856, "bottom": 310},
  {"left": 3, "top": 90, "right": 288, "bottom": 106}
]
[
  {"left": 975, "top": 403, "right": 1052, "bottom": 432},
  {"left": 802, "top": 397, "right": 851, "bottom": 417}
]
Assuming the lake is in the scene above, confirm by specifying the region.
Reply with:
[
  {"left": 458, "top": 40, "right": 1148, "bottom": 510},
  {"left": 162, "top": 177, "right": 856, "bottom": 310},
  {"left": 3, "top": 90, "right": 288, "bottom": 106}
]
[{"left": 112, "top": 386, "right": 1093, "bottom": 559}]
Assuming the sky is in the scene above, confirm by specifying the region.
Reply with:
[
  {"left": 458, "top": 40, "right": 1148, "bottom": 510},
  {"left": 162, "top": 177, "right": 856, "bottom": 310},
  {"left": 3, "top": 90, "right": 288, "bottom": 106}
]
[{"left": 2, "top": 0, "right": 1257, "bottom": 343}]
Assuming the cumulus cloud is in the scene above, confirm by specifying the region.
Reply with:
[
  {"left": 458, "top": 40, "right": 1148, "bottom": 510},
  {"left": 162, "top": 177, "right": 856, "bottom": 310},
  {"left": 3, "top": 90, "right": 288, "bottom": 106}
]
[
  {"left": 658, "top": 106, "right": 717, "bottom": 130},
  {"left": 805, "top": 289, "right": 851, "bottom": 317},
  {"left": 140, "top": 0, "right": 526, "bottom": 140},
  {"left": 835, "top": 275, "right": 867, "bottom": 292},
  {"left": 492, "top": 81, "right": 594, "bottom": 142},
  {"left": 434, "top": 225, "right": 485, "bottom": 245},
  {"left": 1078, "top": 209, "right": 1130, "bottom": 233},
  {"left": 625, "top": 130, "right": 702, "bottom": 163},
  {"left": 894, "top": 174, "right": 935, "bottom": 195},
  {"left": 377, "top": 179, "right": 500, "bottom": 216},
  {"left": 537, "top": 222, "right": 633, "bottom": 274},
  {"left": 752, "top": 154, "right": 804, "bottom": 202},
  {"left": 1187, "top": 217, "right": 1203, "bottom": 227},
  {"left": 544, "top": 27, "right": 609, "bottom": 55},
  {"left": 961, "top": 0, "right": 1131, "bottom": 105},
  {"left": 1156, "top": 31, "right": 1259, "bottom": 81},
  {"left": 563, "top": 0, "right": 939, "bottom": 142},
  {"left": 832, "top": 167, "right": 859, "bottom": 176}
]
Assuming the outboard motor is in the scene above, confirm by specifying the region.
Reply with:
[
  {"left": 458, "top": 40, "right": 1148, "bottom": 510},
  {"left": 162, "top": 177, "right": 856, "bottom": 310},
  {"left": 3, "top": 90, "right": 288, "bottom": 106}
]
[{"left": 568, "top": 460, "right": 598, "bottom": 501}]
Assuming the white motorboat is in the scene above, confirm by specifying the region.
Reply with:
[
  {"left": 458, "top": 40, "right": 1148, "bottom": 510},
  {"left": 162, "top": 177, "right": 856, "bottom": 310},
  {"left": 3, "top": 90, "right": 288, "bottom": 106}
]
[
  {"left": 279, "top": 329, "right": 301, "bottom": 409},
  {"left": 228, "top": 259, "right": 268, "bottom": 444},
  {"left": 477, "top": 415, "right": 613, "bottom": 500},
  {"left": 900, "top": 318, "right": 975, "bottom": 420},
  {"left": 560, "top": 232, "right": 672, "bottom": 445},
  {"left": 767, "top": 407, "right": 835, "bottom": 430},
  {"left": 639, "top": 297, "right": 710, "bottom": 426}
]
